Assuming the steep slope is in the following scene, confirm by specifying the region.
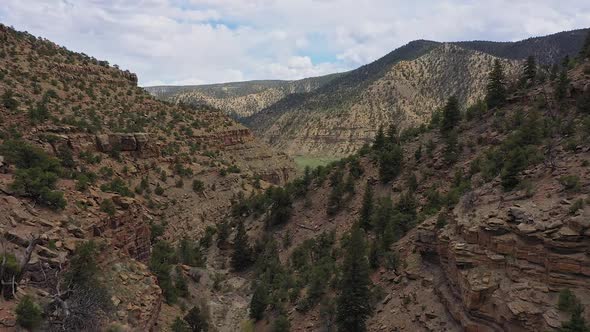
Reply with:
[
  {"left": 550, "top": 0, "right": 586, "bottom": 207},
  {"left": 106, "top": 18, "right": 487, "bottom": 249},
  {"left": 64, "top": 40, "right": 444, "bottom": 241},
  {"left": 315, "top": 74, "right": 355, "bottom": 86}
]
[
  {"left": 248, "top": 44, "right": 521, "bottom": 157},
  {"left": 456, "top": 28, "right": 590, "bottom": 64},
  {"left": 212, "top": 59, "right": 590, "bottom": 331},
  {"left": 0, "top": 24, "right": 295, "bottom": 331},
  {"left": 145, "top": 73, "right": 342, "bottom": 119},
  {"left": 245, "top": 30, "right": 588, "bottom": 158}
]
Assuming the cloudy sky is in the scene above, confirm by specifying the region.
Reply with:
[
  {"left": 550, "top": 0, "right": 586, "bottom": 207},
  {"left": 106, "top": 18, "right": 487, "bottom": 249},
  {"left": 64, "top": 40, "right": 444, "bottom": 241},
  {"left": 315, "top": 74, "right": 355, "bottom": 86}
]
[{"left": 1, "top": 1, "right": 589, "bottom": 86}]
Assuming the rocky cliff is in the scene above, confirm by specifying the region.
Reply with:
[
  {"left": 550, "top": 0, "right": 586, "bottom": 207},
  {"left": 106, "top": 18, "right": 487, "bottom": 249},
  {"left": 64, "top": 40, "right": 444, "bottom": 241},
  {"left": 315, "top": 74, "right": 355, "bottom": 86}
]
[{"left": 0, "top": 23, "right": 296, "bottom": 331}]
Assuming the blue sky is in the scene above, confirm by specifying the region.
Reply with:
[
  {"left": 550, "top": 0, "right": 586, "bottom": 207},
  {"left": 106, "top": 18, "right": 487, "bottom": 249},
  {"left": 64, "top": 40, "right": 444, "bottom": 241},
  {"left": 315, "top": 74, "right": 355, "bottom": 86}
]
[{"left": 1, "top": 0, "right": 589, "bottom": 86}]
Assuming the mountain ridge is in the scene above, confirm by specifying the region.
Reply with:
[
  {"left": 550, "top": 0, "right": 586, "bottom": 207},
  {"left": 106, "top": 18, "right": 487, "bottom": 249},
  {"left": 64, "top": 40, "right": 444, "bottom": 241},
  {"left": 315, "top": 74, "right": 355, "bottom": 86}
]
[{"left": 147, "top": 28, "right": 589, "bottom": 158}]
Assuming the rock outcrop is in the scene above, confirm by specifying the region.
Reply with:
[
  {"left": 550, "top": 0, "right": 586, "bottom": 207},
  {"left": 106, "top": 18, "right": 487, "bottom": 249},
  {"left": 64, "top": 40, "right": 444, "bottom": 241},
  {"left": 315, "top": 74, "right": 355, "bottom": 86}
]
[{"left": 416, "top": 191, "right": 590, "bottom": 331}]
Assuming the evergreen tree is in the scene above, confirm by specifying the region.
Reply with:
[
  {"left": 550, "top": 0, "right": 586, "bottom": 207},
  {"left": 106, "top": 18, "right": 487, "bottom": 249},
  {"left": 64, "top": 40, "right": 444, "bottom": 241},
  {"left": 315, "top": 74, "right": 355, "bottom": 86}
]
[
  {"left": 556, "top": 69, "right": 570, "bottom": 101},
  {"left": 486, "top": 59, "right": 507, "bottom": 109},
  {"left": 559, "top": 304, "right": 590, "bottom": 332},
  {"left": 267, "top": 187, "right": 293, "bottom": 227},
  {"left": 175, "top": 265, "right": 189, "bottom": 298},
  {"left": 171, "top": 317, "right": 191, "bottom": 332},
  {"left": 231, "top": 221, "right": 252, "bottom": 271},
  {"left": 414, "top": 144, "right": 422, "bottom": 161},
  {"left": 501, "top": 147, "right": 527, "bottom": 191},
  {"left": 522, "top": 55, "right": 536, "bottom": 86},
  {"left": 149, "top": 241, "right": 178, "bottom": 303},
  {"left": 358, "top": 184, "right": 374, "bottom": 230},
  {"left": 581, "top": 30, "right": 590, "bottom": 60},
  {"left": 373, "top": 126, "right": 385, "bottom": 151},
  {"left": 336, "top": 227, "right": 371, "bottom": 332},
  {"left": 550, "top": 63, "right": 559, "bottom": 81},
  {"left": 327, "top": 169, "right": 345, "bottom": 215},
  {"left": 184, "top": 306, "right": 209, "bottom": 332},
  {"left": 272, "top": 315, "right": 291, "bottom": 332},
  {"left": 563, "top": 55, "right": 571, "bottom": 69},
  {"left": 440, "top": 96, "right": 461, "bottom": 133},
  {"left": 378, "top": 144, "right": 403, "bottom": 183},
  {"left": 249, "top": 283, "right": 267, "bottom": 321},
  {"left": 386, "top": 124, "right": 399, "bottom": 144}
]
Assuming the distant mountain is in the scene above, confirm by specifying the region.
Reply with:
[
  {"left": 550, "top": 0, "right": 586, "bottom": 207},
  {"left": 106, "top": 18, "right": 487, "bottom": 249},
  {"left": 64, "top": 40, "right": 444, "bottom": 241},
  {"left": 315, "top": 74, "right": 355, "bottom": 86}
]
[
  {"left": 148, "top": 28, "right": 589, "bottom": 158},
  {"left": 145, "top": 73, "right": 342, "bottom": 119},
  {"left": 456, "top": 28, "right": 589, "bottom": 64},
  {"left": 244, "top": 28, "right": 588, "bottom": 157}
]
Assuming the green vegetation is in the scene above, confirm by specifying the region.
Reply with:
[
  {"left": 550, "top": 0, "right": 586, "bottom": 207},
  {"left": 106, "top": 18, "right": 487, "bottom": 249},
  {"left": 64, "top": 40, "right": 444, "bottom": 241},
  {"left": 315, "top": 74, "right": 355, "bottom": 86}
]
[
  {"left": 486, "top": 59, "right": 507, "bottom": 109},
  {"left": 62, "top": 241, "right": 112, "bottom": 330},
  {"left": 192, "top": 179, "right": 205, "bottom": 192},
  {"left": 557, "top": 289, "right": 589, "bottom": 332},
  {"left": 441, "top": 96, "right": 461, "bottom": 133},
  {"left": 336, "top": 227, "right": 372, "bottom": 331},
  {"left": 100, "top": 198, "right": 116, "bottom": 216},
  {"left": 249, "top": 283, "right": 267, "bottom": 321},
  {"left": 231, "top": 221, "right": 253, "bottom": 271},
  {"left": 149, "top": 241, "right": 178, "bottom": 303},
  {"left": 184, "top": 306, "right": 209, "bottom": 332},
  {"left": 15, "top": 295, "right": 43, "bottom": 330},
  {"left": 1, "top": 140, "right": 66, "bottom": 209},
  {"left": 294, "top": 156, "right": 340, "bottom": 171},
  {"left": 100, "top": 177, "right": 134, "bottom": 197}
]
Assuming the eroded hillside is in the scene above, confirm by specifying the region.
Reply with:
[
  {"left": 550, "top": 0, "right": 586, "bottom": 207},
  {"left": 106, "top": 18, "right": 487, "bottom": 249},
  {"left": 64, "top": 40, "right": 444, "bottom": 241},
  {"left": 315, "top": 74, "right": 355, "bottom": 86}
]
[
  {"left": 201, "top": 56, "right": 590, "bottom": 331},
  {"left": 146, "top": 74, "right": 341, "bottom": 119},
  {"left": 249, "top": 44, "right": 522, "bottom": 157},
  {"left": 0, "top": 24, "right": 295, "bottom": 331}
]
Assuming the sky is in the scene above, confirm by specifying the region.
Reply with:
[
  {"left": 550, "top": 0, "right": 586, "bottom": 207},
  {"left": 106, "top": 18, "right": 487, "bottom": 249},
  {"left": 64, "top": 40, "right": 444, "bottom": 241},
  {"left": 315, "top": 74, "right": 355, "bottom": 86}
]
[{"left": 1, "top": 1, "right": 589, "bottom": 86}]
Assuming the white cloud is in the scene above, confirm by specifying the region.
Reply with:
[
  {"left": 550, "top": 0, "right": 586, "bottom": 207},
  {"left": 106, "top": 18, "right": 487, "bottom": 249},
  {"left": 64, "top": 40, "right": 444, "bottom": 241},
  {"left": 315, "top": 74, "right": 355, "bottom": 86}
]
[{"left": 0, "top": 0, "right": 588, "bottom": 85}]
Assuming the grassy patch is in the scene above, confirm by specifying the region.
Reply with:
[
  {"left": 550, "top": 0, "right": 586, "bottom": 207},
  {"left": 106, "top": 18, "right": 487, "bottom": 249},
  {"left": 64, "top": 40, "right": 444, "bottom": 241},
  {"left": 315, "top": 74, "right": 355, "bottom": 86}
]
[{"left": 294, "top": 156, "right": 340, "bottom": 171}]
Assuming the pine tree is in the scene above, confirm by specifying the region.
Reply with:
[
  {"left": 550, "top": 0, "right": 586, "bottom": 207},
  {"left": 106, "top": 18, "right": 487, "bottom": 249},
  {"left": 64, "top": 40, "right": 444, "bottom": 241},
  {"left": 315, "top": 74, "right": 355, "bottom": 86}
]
[
  {"left": 249, "top": 283, "right": 267, "bottom": 321},
  {"left": 184, "top": 306, "right": 209, "bottom": 332},
  {"left": 581, "top": 30, "right": 590, "bottom": 60},
  {"left": 556, "top": 69, "right": 570, "bottom": 101},
  {"left": 336, "top": 227, "right": 372, "bottom": 332},
  {"left": 171, "top": 317, "right": 191, "bottom": 332},
  {"left": 563, "top": 55, "right": 571, "bottom": 69},
  {"left": 231, "top": 221, "right": 252, "bottom": 271},
  {"left": 386, "top": 124, "right": 399, "bottom": 144},
  {"left": 486, "top": 59, "right": 507, "bottom": 110},
  {"left": 440, "top": 96, "right": 461, "bottom": 133},
  {"left": 358, "top": 184, "right": 374, "bottom": 230},
  {"left": 378, "top": 144, "right": 403, "bottom": 183},
  {"left": 414, "top": 144, "right": 422, "bottom": 161},
  {"left": 522, "top": 55, "right": 536, "bottom": 86},
  {"left": 373, "top": 126, "right": 385, "bottom": 151},
  {"left": 501, "top": 147, "right": 527, "bottom": 191},
  {"left": 550, "top": 63, "right": 559, "bottom": 81},
  {"left": 559, "top": 304, "right": 590, "bottom": 332}
]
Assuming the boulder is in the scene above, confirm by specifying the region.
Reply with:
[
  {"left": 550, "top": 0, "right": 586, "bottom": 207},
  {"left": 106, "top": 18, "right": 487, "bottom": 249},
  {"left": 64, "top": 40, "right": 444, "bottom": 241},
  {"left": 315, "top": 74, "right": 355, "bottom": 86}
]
[{"left": 96, "top": 134, "right": 112, "bottom": 152}]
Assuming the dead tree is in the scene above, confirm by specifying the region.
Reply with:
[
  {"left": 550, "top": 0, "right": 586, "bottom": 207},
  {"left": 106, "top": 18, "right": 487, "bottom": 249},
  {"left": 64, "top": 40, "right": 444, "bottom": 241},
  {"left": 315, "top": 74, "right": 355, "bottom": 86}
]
[{"left": 0, "top": 234, "right": 40, "bottom": 298}]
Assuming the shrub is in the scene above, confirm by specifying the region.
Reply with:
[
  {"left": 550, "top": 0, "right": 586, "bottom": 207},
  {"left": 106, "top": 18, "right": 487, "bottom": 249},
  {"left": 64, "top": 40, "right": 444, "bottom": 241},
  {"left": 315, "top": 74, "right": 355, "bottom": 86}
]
[
  {"left": 2, "top": 89, "right": 19, "bottom": 111},
  {"left": 15, "top": 295, "right": 43, "bottom": 330},
  {"left": 1, "top": 140, "right": 66, "bottom": 208},
  {"left": 559, "top": 175, "right": 581, "bottom": 192},
  {"left": 558, "top": 289, "right": 581, "bottom": 313},
  {"left": 149, "top": 241, "right": 178, "bottom": 303},
  {"left": 272, "top": 315, "right": 291, "bottom": 332},
  {"left": 250, "top": 284, "right": 267, "bottom": 321},
  {"left": 192, "top": 179, "right": 205, "bottom": 192},
  {"left": 154, "top": 184, "right": 164, "bottom": 195},
  {"left": 378, "top": 144, "right": 403, "bottom": 182},
  {"left": 100, "top": 199, "right": 116, "bottom": 216},
  {"left": 171, "top": 317, "right": 190, "bottom": 332},
  {"left": 100, "top": 178, "right": 134, "bottom": 197},
  {"left": 569, "top": 199, "right": 585, "bottom": 215},
  {"left": 184, "top": 306, "right": 209, "bottom": 332}
]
